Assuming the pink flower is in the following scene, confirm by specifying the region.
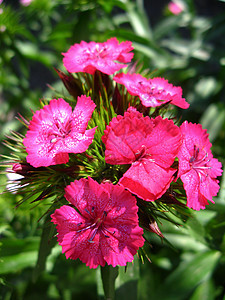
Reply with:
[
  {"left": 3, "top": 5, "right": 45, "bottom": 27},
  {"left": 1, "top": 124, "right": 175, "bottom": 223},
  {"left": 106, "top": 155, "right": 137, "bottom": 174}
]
[
  {"left": 20, "top": 0, "right": 33, "bottom": 6},
  {"left": 113, "top": 73, "right": 189, "bottom": 109},
  {"left": 51, "top": 177, "right": 144, "bottom": 269},
  {"left": 62, "top": 38, "right": 134, "bottom": 75},
  {"left": 177, "top": 122, "right": 223, "bottom": 210},
  {"left": 23, "top": 96, "right": 96, "bottom": 167},
  {"left": 168, "top": 1, "right": 183, "bottom": 15},
  {"left": 102, "top": 108, "right": 181, "bottom": 201}
]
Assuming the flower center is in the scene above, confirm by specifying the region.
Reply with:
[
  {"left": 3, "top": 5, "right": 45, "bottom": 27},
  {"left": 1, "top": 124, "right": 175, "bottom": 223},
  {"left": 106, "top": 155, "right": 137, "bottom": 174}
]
[
  {"left": 189, "top": 145, "right": 211, "bottom": 181},
  {"left": 88, "top": 45, "right": 108, "bottom": 59},
  {"left": 135, "top": 145, "right": 147, "bottom": 161},
  {"left": 134, "top": 145, "right": 153, "bottom": 163},
  {"left": 76, "top": 208, "right": 115, "bottom": 243},
  {"left": 49, "top": 118, "right": 72, "bottom": 143},
  {"left": 138, "top": 81, "right": 166, "bottom": 96}
]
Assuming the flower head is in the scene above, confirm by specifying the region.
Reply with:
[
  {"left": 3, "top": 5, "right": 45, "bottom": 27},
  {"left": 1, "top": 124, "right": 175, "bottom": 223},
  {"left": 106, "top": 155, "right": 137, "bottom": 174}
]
[
  {"left": 113, "top": 73, "right": 189, "bottom": 109},
  {"left": 20, "top": 0, "right": 33, "bottom": 6},
  {"left": 62, "top": 38, "right": 134, "bottom": 75},
  {"left": 23, "top": 96, "right": 96, "bottom": 167},
  {"left": 51, "top": 177, "right": 144, "bottom": 269},
  {"left": 168, "top": 1, "right": 183, "bottom": 15},
  {"left": 102, "top": 108, "right": 181, "bottom": 201},
  {"left": 177, "top": 121, "right": 223, "bottom": 210}
]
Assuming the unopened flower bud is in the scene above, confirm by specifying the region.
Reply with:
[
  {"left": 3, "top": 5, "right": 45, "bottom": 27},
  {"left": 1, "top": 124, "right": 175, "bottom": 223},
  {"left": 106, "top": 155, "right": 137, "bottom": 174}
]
[
  {"left": 148, "top": 219, "right": 164, "bottom": 238},
  {"left": 139, "top": 209, "right": 164, "bottom": 238},
  {"left": 94, "top": 70, "right": 111, "bottom": 96},
  {"left": 12, "top": 163, "right": 34, "bottom": 176},
  {"left": 112, "top": 84, "right": 123, "bottom": 114},
  {"left": 54, "top": 68, "right": 83, "bottom": 99},
  {"left": 160, "top": 190, "right": 186, "bottom": 207}
]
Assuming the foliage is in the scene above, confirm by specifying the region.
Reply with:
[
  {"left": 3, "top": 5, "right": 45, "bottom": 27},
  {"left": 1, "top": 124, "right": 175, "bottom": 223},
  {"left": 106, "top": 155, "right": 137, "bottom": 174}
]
[{"left": 0, "top": 0, "right": 225, "bottom": 299}]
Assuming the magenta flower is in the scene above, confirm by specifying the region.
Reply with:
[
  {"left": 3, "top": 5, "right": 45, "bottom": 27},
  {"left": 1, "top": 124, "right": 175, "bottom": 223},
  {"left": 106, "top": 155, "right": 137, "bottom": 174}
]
[
  {"left": 23, "top": 96, "right": 96, "bottom": 167},
  {"left": 102, "top": 108, "right": 181, "bottom": 201},
  {"left": 177, "top": 122, "right": 223, "bottom": 210},
  {"left": 168, "top": 1, "right": 183, "bottom": 15},
  {"left": 51, "top": 177, "right": 144, "bottom": 269},
  {"left": 20, "top": 0, "right": 33, "bottom": 6},
  {"left": 62, "top": 38, "right": 134, "bottom": 75},
  {"left": 113, "top": 73, "right": 189, "bottom": 109}
]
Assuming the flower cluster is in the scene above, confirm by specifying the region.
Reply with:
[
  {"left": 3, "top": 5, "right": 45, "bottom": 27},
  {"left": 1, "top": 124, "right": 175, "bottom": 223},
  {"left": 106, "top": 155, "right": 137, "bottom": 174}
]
[{"left": 5, "top": 38, "right": 223, "bottom": 269}]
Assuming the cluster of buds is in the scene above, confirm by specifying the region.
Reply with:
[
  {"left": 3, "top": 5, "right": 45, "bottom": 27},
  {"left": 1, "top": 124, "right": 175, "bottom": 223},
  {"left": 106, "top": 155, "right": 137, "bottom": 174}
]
[{"left": 4, "top": 38, "right": 223, "bottom": 269}]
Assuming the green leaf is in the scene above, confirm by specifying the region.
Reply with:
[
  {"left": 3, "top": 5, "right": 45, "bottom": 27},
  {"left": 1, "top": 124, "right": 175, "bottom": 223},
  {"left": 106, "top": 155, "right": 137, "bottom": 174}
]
[
  {"left": 185, "top": 214, "right": 207, "bottom": 245},
  {"left": 115, "top": 255, "right": 140, "bottom": 300},
  {"left": 200, "top": 104, "right": 225, "bottom": 142},
  {"left": 14, "top": 41, "right": 56, "bottom": 67},
  {"left": 189, "top": 279, "right": 216, "bottom": 300},
  {"left": 195, "top": 78, "right": 217, "bottom": 99},
  {"left": 218, "top": 171, "right": 225, "bottom": 203},
  {"left": 0, "top": 252, "right": 38, "bottom": 275},
  {"left": 0, "top": 237, "right": 39, "bottom": 257},
  {"left": 162, "top": 233, "right": 208, "bottom": 252},
  {"left": 153, "top": 250, "right": 221, "bottom": 300},
  {"left": 153, "top": 15, "right": 184, "bottom": 40},
  {"left": 97, "top": 256, "right": 140, "bottom": 300},
  {"left": 100, "top": 265, "right": 118, "bottom": 300},
  {"left": 125, "top": 0, "right": 152, "bottom": 39},
  {"left": 32, "top": 214, "right": 57, "bottom": 282},
  {"left": 0, "top": 238, "right": 39, "bottom": 274}
]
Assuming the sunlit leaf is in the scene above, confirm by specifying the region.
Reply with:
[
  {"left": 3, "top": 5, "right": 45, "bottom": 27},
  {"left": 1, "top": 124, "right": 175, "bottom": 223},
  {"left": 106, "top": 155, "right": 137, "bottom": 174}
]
[
  {"left": 153, "top": 251, "right": 221, "bottom": 300},
  {"left": 190, "top": 279, "right": 216, "bottom": 300},
  {"left": 0, "top": 238, "right": 39, "bottom": 274}
]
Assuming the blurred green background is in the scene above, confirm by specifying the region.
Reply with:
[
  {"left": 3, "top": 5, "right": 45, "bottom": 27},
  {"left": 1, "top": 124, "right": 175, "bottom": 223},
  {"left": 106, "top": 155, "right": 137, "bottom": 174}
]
[{"left": 0, "top": 0, "right": 225, "bottom": 299}]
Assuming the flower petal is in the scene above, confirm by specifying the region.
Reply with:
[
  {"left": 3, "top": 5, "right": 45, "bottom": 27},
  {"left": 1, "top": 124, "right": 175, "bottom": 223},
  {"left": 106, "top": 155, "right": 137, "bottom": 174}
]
[
  {"left": 119, "top": 159, "right": 176, "bottom": 201},
  {"left": 102, "top": 108, "right": 154, "bottom": 164}
]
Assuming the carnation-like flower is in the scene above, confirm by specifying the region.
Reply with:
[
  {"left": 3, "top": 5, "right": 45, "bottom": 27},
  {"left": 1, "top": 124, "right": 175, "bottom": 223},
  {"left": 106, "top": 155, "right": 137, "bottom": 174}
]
[
  {"left": 23, "top": 96, "right": 96, "bottom": 167},
  {"left": 62, "top": 38, "right": 134, "bottom": 75},
  {"left": 51, "top": 177, "right": 144, "bottom": 269},
  {"left": 102, "top": 108, "right": 181, "bottom": 201},
  {"left": 113, "top": 73, "right": 189, "bottom": 109},
  {"left": 177, "top": 121, "right": 223, "bottom": 210},
  {"left": 168, "top": 1, "right": 183, "bottom": 15},
  {"left": 20, "top": 0, "right": 33, "bottom": 6}
]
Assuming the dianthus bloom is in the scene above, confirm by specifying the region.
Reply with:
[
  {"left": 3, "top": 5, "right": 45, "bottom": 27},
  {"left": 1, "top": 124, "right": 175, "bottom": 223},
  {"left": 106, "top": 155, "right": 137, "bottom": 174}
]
[
  {"left": 168, "top": 1, "right": 183, "bottom": 15},
  {"left": 62, "top": 38, "right": 134, "bottom": 75},
  {"left": 51, "top": 177, "right": 144, "bottom": 269},
  {"left": 177, "top": 121, "right": 223, "bottom": 210},
  {"left": 113, "top": 73, "right": 189, "bottom": 109},
  {"left": 23, "top": 96, "right": 96, "bottom": 167},
  {"left": 20, "top": 0, "right": 33, "bottom": 6},
  {"left": 102, "top": 107, "right": 181, "bottom": 201}
]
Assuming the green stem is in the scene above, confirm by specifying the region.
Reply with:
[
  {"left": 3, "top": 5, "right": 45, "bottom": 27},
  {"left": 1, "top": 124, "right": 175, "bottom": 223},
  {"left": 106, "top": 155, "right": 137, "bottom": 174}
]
[{"left": 101, "top": 265, "right": 118, "bottom": 300}]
